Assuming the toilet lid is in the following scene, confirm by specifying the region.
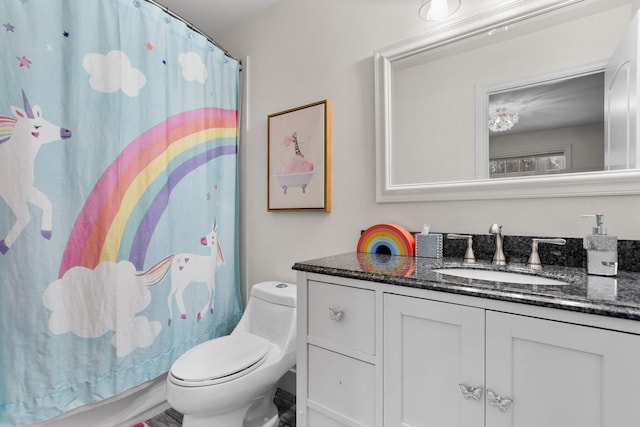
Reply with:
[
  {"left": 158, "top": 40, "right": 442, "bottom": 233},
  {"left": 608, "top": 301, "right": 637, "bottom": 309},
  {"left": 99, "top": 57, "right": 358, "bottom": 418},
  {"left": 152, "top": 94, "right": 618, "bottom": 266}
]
[{"left": 170, "top": 333, "right": 271, "bottom": 383}]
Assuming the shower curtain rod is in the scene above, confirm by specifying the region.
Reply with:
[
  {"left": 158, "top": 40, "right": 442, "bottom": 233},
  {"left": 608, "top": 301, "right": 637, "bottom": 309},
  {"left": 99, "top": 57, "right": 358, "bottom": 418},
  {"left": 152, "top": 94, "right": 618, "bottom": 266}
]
[{"left": 143, "top": 0, "right": 241, "bottom": 68}]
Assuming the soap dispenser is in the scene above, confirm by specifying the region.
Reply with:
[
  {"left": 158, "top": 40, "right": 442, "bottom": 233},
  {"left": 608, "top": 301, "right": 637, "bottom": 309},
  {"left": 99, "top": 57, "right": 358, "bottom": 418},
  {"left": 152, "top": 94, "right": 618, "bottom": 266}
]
[{"left": 582, "top": 214, "right": 618, "bottom": 277}]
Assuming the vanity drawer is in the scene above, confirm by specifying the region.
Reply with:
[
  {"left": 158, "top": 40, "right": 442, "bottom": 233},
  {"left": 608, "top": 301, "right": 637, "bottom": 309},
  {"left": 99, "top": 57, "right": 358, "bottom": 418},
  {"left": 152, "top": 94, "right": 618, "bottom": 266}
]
[
  {"left": 308, "top": 345, "right": 375, "bottom": 426},
  {"left": 308, "top": 281, "right": 375, "bottom": 355}
]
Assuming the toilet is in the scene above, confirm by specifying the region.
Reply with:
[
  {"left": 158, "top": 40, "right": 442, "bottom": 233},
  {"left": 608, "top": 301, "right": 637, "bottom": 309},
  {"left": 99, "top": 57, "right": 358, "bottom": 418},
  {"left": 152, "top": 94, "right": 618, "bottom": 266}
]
[{"left": 166, "top": 281, "right": 297, "bottom": 427}]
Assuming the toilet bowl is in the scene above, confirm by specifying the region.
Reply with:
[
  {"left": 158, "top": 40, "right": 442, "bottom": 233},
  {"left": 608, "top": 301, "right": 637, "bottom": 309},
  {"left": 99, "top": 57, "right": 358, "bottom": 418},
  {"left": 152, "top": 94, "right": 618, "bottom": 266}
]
[{"left": 166, "top": 281, "right": 297, "bottom": 427}]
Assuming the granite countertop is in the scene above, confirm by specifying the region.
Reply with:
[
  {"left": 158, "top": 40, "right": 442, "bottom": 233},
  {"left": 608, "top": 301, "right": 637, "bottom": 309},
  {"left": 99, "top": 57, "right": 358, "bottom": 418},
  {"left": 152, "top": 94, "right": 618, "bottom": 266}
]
[{"left": 292, "top": 252, "right": 640, "bottom": 321}]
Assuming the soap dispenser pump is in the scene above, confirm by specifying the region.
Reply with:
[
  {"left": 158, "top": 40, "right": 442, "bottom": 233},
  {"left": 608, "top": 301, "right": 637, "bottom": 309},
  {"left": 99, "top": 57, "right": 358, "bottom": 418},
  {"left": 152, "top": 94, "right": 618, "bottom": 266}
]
[{"left": 582, "top": 214, "right": 618, "bottom": 277}]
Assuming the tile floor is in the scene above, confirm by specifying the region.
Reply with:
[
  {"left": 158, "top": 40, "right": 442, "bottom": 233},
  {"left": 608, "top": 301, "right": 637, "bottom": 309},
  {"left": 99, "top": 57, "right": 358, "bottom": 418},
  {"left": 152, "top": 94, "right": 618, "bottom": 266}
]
[{"left": 143, "top": 388, "right": 296, "bottom": 427}]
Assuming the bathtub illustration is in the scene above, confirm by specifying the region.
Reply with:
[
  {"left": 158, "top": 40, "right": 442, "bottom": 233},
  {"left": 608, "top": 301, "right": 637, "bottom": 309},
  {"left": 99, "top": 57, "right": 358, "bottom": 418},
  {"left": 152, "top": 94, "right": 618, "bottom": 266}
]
[{"left": 273, "top": 170, "right": 316, "bottom": 194}]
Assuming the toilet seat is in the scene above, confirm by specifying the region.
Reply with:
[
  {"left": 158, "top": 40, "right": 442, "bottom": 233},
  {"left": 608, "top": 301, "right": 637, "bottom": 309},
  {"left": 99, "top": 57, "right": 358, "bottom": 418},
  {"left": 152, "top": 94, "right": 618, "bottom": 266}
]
[{"left": 169, "top": 333, "right": 271, "bottom": 387}]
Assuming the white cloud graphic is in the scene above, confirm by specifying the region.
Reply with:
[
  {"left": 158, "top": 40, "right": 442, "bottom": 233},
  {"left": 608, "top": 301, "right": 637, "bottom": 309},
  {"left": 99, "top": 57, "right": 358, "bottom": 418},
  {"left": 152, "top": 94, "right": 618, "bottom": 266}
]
[
  {"left": 83, "top": 50, "right": 147, "bottom": 97},
  {"left": 179, "top": 51, "right": 208, "bottom": 84},
  {"left": 42, "top": 261, "right": 161, "bottom": 357}
]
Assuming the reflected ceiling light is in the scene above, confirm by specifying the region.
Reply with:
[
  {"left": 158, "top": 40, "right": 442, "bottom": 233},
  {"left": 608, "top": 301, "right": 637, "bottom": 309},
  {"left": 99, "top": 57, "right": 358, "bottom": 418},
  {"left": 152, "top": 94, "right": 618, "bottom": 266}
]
[
  {"left": 419, "top": 0, "right": 461, "bottom": 21},
  {"left": 489, "top": 108, "right": 519, "bottom": 132}
]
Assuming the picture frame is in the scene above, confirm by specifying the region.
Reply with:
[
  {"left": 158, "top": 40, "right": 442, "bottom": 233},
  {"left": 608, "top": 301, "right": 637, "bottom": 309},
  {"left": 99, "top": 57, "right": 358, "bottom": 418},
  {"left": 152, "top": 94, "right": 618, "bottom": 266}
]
[{"left": 267, "top": 100, "right": 331, "bottom": 212}]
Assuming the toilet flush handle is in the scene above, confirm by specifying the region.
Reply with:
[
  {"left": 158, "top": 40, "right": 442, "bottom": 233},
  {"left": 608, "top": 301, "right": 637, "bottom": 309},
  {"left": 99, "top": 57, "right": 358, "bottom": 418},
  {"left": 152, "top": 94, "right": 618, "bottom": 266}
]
[{"left": 329, "top": 307, "right": 344, "bottom": 321}]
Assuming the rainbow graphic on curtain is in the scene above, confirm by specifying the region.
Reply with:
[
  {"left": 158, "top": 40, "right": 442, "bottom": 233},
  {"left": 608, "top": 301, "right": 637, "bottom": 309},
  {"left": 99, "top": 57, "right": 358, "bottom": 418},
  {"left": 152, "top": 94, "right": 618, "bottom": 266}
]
[{"left": 59, "top": 108, "right": 237, "bottom": 276}]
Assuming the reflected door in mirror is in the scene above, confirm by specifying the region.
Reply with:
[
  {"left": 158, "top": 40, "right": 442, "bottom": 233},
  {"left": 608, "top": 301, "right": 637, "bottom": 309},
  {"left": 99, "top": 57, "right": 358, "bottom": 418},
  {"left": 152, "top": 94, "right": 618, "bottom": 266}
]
[{"left": 606, "top": 12, "right": 640, "bottom": 170}]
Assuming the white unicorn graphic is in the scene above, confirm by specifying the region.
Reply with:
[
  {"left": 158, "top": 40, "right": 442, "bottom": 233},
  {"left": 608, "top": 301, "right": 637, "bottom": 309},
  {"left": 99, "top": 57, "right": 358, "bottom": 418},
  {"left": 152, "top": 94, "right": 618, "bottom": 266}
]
[
  {"left": 138, "top": 221, "right": 224, "bottom": 326},
  {"left": 0, "top": 90, "right": 72, "bottom": 254}
]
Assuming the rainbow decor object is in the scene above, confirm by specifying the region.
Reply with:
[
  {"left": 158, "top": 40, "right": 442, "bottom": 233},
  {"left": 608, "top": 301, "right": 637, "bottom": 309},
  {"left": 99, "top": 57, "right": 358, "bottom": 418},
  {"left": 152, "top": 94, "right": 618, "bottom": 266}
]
[
  {"left": 356, "top": 252, "right": 415, "bottom": 277},
  {"left": 357, "top": 223, "right": 415, "bottom": 256},
  {"left": 58, "top": 107, "right": 237, "bottom": 277}
]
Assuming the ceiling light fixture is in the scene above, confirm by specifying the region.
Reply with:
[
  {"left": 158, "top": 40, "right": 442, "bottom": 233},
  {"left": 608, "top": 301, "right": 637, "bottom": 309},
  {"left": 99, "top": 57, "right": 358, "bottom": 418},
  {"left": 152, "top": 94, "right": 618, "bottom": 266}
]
[
  {"left": 488, "top": 108, "right": 519, "bottom": 133},
  {"left": 419, "top": 0, "right": 461, "bottom": 21}
]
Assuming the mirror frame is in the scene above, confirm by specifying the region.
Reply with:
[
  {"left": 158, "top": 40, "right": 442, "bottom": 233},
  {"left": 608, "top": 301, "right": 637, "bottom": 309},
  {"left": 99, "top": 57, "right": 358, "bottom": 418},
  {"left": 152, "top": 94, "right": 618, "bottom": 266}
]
[{"left": 374, "top": 0, "right": 640, "bottom": 202}]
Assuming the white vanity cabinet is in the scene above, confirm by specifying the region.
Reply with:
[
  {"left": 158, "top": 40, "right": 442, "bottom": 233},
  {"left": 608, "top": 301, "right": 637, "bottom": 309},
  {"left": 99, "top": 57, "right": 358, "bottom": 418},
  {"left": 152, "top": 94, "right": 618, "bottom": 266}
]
[
  {"left": 296, "top": 271, "right": 640, "bottom": 427},
  {"left": 384, "top": 293, "right": 640, "bottom": 427}
]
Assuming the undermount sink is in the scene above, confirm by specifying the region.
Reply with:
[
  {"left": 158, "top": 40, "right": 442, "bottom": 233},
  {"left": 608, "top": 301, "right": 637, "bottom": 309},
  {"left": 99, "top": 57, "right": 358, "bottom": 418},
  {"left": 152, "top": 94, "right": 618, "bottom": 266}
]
[{"left": 433, "top": 268, "right": 568, "bottom": 286}]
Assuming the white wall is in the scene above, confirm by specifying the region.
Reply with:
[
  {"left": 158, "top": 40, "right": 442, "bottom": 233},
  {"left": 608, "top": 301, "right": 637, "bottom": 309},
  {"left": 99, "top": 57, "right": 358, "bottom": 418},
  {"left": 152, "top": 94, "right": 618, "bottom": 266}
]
[{"left": 218, "top": 0, "right": 640, "bottom": 295}]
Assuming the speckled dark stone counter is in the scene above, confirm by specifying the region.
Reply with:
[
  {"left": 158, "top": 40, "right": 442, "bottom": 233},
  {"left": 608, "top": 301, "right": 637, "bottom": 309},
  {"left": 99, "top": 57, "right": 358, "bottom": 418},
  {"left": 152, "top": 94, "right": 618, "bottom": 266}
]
[{"left": 292, "top": 252, "right": 640, "bottom": 321}]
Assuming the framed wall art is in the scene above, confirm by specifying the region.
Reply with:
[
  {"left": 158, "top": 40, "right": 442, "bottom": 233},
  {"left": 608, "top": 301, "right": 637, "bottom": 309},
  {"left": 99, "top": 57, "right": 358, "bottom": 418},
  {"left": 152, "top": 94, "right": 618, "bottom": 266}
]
[{"left": 267, "top": 100, "right": 331, "bottom": 212}]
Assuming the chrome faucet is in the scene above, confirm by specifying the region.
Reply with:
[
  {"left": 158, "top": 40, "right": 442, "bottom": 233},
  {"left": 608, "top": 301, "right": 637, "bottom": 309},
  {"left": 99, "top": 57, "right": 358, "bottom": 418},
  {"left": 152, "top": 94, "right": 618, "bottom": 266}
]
[
  {"left": 489, "top": 224, "right": 507, "bottom": 265},
  {"left": 447, "top": 234, "right": 476, "bottom": 264},
  {"left": 526, "top": 238, "right": 566, "bottom": 270}
]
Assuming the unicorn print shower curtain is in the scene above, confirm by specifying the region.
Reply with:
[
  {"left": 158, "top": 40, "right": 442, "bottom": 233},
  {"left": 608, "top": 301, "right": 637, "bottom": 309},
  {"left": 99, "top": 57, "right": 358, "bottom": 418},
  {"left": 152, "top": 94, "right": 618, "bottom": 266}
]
[{"left": 0, "top": 1, "right": 242, "bottom": 424}]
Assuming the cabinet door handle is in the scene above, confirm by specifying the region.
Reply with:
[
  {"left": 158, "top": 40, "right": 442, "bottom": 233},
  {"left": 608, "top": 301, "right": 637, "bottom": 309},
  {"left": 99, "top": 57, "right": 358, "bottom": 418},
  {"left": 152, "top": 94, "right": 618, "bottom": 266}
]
[
  {"left": 459, "top": 383, "right": 483, "bottom": 400},
  {"left": 328, "top": 307, "right": 344, "bottom": 321},
  {"left": 487, "top": 390, "right": 514, "bottom": 412}
]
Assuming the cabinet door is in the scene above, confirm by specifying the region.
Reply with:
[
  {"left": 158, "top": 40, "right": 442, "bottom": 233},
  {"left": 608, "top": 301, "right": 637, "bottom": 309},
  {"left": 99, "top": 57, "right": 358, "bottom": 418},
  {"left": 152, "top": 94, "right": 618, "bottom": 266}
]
[
  {"left": 384, "top": 294, "right": 485, "bottom": 427},
  {"left": 486, "top": 311, "right": 640, "bottom": 427}
]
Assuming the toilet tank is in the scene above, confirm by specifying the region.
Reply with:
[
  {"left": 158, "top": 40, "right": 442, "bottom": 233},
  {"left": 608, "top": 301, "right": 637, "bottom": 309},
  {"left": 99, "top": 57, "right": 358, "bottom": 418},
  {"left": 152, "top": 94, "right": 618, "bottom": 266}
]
[
  {"left": 233, "top": 281, "right": 296, "bottom": 350},
  {"left": 251, "top": 281, "right": 296, "bottom": 308}
]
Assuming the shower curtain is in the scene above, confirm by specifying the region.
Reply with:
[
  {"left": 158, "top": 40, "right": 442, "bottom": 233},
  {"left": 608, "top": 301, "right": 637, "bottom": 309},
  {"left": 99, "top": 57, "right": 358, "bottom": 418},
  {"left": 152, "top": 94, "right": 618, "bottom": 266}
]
[{"left": 0, "top": 0, "right": 242, "bottom": 425}]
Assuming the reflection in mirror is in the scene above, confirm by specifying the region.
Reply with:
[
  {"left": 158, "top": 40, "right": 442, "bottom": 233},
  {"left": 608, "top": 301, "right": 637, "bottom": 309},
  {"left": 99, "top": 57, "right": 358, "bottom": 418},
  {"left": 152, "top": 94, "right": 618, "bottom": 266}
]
[
  {"left": 375, "top": 0, "right": 640, "bottom": 202},
  {"left": 486, "top": 71, "right": 604, "bottom": 179}
]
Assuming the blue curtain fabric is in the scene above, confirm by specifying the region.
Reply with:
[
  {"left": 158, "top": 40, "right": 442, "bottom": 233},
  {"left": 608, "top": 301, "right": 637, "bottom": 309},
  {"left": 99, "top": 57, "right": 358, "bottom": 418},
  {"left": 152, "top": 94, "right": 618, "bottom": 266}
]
[{"left": 0, "top": 1, "right": 242, "bottom": 424}]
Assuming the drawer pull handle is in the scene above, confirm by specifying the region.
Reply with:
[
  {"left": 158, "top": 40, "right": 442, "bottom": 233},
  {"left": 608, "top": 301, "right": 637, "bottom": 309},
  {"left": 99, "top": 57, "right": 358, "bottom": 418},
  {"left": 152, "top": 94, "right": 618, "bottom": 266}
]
[
  {"left": 459, "top": 383, "right": 483, "bottom": 400},
  {"left": 487, "top": 390, "right": 513, "bottom": 412},
  {"left": 329, "top": 307, "right": 344, "bottom": 321}
]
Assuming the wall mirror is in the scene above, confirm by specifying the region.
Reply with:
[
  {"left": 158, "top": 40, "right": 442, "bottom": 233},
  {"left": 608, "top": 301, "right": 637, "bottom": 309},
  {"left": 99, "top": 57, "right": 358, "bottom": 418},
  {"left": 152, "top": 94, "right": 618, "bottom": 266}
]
[{"left": 375, "top": 0, "right": 640, "bottom": 202}]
